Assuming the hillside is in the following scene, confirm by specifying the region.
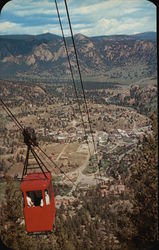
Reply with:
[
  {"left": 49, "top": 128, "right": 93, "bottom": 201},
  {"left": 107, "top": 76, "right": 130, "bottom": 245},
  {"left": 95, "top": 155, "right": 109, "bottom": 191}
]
[{"left": 0, "top": 32, "right": 157, "bottom": 83}]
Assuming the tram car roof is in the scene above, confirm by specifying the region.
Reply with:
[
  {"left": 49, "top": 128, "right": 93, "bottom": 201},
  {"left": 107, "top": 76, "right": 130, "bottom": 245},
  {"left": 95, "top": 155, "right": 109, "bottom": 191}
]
[{"left": 20, "top": 172, "right": 52, "bottom": 191}]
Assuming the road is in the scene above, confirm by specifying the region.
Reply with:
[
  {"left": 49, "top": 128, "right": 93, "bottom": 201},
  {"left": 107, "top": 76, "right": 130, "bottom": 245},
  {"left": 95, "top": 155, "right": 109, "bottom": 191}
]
[
  {"left": 66, "top": 142, "right": 97, "bottom": 194},
  {"left": 56, "top": 144, "right": 68, "bottom": 161}
]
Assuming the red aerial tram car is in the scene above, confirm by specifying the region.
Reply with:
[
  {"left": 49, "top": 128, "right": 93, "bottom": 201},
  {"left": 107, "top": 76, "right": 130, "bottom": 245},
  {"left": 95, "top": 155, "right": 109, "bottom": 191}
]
[
  {"left": 20, "top": 172, "right": 56, "bottom": 233},
  {"left": 20, "top": 127, "right": 56, "bottom": 233}
]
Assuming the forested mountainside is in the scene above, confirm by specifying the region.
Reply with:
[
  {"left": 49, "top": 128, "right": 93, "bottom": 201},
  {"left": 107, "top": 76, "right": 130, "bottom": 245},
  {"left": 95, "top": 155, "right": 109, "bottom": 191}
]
[{"left": 0, "top": 32, "right": 156, "bottom": 81}]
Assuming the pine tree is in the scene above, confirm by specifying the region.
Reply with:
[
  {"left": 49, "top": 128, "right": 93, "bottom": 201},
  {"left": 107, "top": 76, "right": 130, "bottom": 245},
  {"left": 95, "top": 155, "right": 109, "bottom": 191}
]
[
  {"left": 0, "top": 177, "right": 38, "bottom": 249},
  {"left": 117, "top": 114, "right": 158, "bottom": 249}
]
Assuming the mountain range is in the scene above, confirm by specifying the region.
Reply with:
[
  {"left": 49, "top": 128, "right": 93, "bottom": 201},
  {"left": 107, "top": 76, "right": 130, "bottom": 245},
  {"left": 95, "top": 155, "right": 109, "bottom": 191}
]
[{"left": 0, "top": 32, "right": 157, "bottom": 82}]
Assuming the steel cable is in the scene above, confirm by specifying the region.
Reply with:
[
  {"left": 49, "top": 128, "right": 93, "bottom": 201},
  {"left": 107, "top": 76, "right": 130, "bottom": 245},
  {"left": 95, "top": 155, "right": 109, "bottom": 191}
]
[
  {"left": 54, "top": 0, "right": 92, "bottom": 159},
  {"left": 63, "top": 0, "right": 97, "bottom": 158}
]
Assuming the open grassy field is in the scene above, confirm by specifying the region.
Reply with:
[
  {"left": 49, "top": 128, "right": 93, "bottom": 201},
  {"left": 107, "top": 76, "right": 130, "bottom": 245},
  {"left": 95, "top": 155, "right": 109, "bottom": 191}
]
[{"left": 6, "top": 141, "right": 89, "bottom": 177}]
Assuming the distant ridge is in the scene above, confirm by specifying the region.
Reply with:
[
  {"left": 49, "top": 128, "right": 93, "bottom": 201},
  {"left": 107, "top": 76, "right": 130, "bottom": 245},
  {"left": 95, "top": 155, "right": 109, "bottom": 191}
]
[
  {"left": 133, "top": 32, "right": 156, "bottom": 41},
  {"left": 0, "top": 32, "right": 61, "bottom": 41},
  {"left": 0, "top": 31, "right": 156, "bottom": 41},
  {"left": 91, "top": 32, "right": 156, "bottom": 41}
]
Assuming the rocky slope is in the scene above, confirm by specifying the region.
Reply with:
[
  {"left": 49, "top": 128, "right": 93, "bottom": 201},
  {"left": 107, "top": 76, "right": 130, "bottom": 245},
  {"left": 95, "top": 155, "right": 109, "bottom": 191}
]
[{"left": 0, "top": 32, "right": 157, "bottom": 81}]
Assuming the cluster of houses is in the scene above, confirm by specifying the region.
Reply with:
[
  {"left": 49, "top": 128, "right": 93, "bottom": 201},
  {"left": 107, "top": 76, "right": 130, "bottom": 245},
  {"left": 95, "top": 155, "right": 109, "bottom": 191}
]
[
  {"left": 55, "top": 181, "right": 128, "bottom": 210},
  {"left": 99, "top": 182, "right": 128, "bottom": 197},
  {"left": 55, "top": 195, "right": 75, "bottom": 209}
]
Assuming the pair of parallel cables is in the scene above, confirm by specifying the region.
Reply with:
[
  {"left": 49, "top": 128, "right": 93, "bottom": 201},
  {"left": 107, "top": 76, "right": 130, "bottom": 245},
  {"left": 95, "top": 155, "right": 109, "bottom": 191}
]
[{"left": 54, "top": 0, "right": 98, "bottom": 165}]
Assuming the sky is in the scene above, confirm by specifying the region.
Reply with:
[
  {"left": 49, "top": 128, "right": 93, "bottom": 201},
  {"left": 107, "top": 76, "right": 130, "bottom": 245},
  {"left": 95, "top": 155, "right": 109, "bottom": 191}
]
[{"left": 0, "top": 0, "right": 156, "bottom": 36}]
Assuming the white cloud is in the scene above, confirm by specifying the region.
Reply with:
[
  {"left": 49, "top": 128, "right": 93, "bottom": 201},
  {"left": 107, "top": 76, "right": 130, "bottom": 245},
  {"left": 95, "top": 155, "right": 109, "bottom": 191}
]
[
  {"left": 0, "top": 20, "right": 68, "bottom": 36},
  {"left": 71, "top": 0, "right": 142, "bottom": 18},
  {"left": 13, "top": 8, "right": 55, "bottom": 17},
  {"left": 86, "top": 15, "right": 156, "bottom": 36},
  {"left": 0, "top": 0, "right": 156, "bottom": 36},
  {"left": 0, "top": 21, "right": 20, "bottom": 33},
  {"left": 2, "top": 0, "right": 143, "bottom": 19},
  {"left": 2, "top": 0, "right": 66, "bottom": 17}
]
